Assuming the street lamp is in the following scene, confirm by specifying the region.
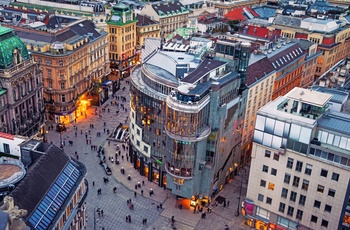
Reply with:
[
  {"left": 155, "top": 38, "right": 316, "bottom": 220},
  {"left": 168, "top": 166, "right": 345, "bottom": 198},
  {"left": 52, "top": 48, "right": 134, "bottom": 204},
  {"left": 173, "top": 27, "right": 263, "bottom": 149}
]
[
  {"left": 94, "top": 207, "right": 99, "bottom": 230},
  {"left": 236, "top": 169, "right": 246, "bottom": 217},
  {"left": 59, "top": 129, "right": 63, "bottom": 149}
]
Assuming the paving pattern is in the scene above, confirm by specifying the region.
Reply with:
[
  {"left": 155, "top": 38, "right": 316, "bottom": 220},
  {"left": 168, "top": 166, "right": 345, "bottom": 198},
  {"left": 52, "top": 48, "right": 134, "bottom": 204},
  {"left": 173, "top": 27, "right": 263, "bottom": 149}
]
[{"left": 46, "top": 78, "right": 251, "bottom": 230}]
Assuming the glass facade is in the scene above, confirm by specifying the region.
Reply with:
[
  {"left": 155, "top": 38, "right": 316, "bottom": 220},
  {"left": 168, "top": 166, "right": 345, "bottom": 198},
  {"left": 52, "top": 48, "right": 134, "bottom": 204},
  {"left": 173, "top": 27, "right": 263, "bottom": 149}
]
[
  {"left": 166, "top": 140, "right": 196, "bottom": 177},
  {"left": 166, "top": 104, "right": 210, "bottom": 138}
]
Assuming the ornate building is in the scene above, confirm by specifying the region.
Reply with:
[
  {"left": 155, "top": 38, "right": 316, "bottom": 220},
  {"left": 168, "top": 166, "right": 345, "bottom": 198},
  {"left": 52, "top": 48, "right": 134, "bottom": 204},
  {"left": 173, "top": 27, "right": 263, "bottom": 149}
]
[
  {"left": 9, "top": 20, "right": 109, "bottom": 124},
  {"left": 107, "top": 3, "right": 138, "bottom": 80},
  {"left": 0, "top": 26, "right": 44, "bottom": 136}
]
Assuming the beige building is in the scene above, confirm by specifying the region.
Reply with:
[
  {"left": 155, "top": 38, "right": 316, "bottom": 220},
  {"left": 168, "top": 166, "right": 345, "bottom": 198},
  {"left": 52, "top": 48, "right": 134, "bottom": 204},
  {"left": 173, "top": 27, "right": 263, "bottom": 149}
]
[
  {"left": 10, "top": 20, "right": 109, "bottom": 124},
  {"left": 241, "top": 57, "right": 276, "bottom": 165},
  {"left": 140, "top": 2, "right": 190, "bottom": 37},
  {"left": 243, "top": 87, "right": 350, "bottom": 230},
  {"left": 271, "top": 15, "right": 350, "bottom": 80},
  {"left": 107, "top": 3, "right": 137, "bottom": 80},
  {"left": 136, "top": 14, "right": 160, "bottom": 49}
]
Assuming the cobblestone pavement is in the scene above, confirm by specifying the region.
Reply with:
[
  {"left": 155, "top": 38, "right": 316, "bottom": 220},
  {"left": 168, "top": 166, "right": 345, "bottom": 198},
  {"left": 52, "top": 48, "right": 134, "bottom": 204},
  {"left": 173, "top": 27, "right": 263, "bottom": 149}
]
[{"left": 45, "top": 78, "right": 251, "bottom": 230}]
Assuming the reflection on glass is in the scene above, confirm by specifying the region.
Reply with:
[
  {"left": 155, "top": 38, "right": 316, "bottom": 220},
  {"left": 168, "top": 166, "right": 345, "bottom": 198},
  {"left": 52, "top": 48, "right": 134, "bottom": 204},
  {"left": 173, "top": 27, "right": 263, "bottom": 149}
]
[
  {"left": 272, "top": 136, "right": 282, "bottom": 149},
  {"left": 283, "top": 123, "right": 290, "bottom": 138},
  {"left": 265, "top": 118, "right": 275, "bottom": 134},
  {"left": 299, "top": 127, "right": 311, "bottom": 144},
  {"left": 263, "top": 133, "right": 273, "bottom": 146},
  {"left": 340, "top": 137, "right": 347, "bottom": 149},
  {"left": 274, "top": 120, "right": 284, "bottom": 137},
  {"left": 290, "top": 124, "right": 301, "bottom": 140},
  {"left": 254, "top": 130, "right": 263, "bottom": 144},
  {"left": 256, "top": 115, "right": 265, "bottom": 131}
]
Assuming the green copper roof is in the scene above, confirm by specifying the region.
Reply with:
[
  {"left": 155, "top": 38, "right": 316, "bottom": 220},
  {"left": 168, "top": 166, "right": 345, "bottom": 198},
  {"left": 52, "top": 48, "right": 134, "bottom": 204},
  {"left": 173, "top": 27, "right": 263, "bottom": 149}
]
[{"left": 0, "top": 26, "right": 29, "bottom": 69}]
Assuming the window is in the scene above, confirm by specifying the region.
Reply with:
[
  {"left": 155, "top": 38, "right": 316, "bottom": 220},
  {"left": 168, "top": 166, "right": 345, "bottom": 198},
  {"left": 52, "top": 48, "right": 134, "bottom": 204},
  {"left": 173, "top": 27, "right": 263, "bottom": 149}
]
[
  {"left": 314, "top": 200, "right": 321, "bottom": 208},
  {"left": 61, "top": 94, "right": 65, "bottom": 103},
  {"left": 321, "top": 219, "right": 328, "bottom": 228},
  {"left": 328, "top": 189, "right": 336, "bottom": 197},
  {"left": 317, "top": 184, "right": 324, "bottom": 193},
  {"left": 262, "top": 165, "right": 269, "bottom": 173},
  {"left": 296, "top": 209, "right": 303, "bottom": 220},
  {"left": 290, "top": 191, "right": 297, "bottom": 202},
  {"left": 60, "top": 82, "right": 65, "bottom": 90},
  {"left": 295, "top": 161, "right": 303, "bottom": 172},
  {"left": 260, "top": 180, "right": 266, "bottom": 187},
  {"left": 59, "top": 60, "right": 63, "bottom": 66},
  {"left": 281, "top": 188, "right": 288, "bottom": 198},
  {"left": 287, "top": 206, "right": 294, "bottom": 216},
  {"left": 258, "top": 194, "right": 264, "bottom": 202},
  {"left": 311, "top": 215, "right": 318, "bottom": 223},
  {"left": 279, "top": 202, "right": 285, "bottom": 213},
  {"left": 265, "top": 150, "right": 271, "bottom": 158},
  {"left": 268, "top": 182, "right": 275, "bottom": 191},
  {"left": 324, "top": 204, "right": 332, "bottom": 213},
  {"left": 136, "top": 140, "right": 140, "bottom": 147},
  {"left": 321, "top": 169, "right": 328, "bottom": 177},
  {"left": 284, "top": 173, "right": 291, "bottom": 184},
  {"left": 302, "top": 179, "right": 309, "bottom": 191},
  {"left": 48, "top": 81, "right": 53, "bottom": 88},
  {"left": 305, "top": 164, "right": 312, "bottom": 175},
  {"left": 266, "top": 197, "right": 272, "bottom": 205},
  {"left": 287, "top": 158, "right": 294, "bottom": 169},
  {"left": 273, "top": 153, "right": 279, "bottom": 161},
  {"left": 47, "top": 69, "right": 52, "bottom": 77},
  {"left": 299, "top": 194, "right": 306, "bottom": 206},
  {"left": 292, "top": 176, "right": 300, "bottom": 187},
  {"left": 271, "top": 168, "right": 277, "bottom": 176},
  {"left": 3, "top": 143, "right": 10, "bottom": 153},
  {"left": 332, "top": 172, "right": 339, "bottom": 181}
]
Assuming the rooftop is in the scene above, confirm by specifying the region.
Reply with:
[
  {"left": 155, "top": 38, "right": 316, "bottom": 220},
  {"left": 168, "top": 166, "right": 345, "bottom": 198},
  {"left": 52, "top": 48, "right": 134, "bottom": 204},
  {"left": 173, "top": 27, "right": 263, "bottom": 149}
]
[
  {"left": 285, "top": 87, "right": 332, "bottom": 107},
  {"left": 182, "top": 58, "right": 226, "bottom": 84},
  {"left": 318, "top": 111, "right": 350, "bottom": 136}
]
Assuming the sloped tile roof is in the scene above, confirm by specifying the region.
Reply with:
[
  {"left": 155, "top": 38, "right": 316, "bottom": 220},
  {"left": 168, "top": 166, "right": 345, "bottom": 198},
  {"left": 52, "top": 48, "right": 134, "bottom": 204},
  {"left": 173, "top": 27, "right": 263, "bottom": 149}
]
[
  {"left": 224, "top": 7, "right": 259, "bottom": 21},
  {"left": 10, "top": 145, "right": 70, "bottom": 217},
  {"left": 136, "top": 14, "right": 159, "bottom": 26},
  {"left": 151, "top": 2, "right": 188, "bottom": 16},
  {"left": 269, "top": 43, "right": 305, "bottom": 72},
  {"left": 246, "top": 56, "right": 275, "bottom": 86}
]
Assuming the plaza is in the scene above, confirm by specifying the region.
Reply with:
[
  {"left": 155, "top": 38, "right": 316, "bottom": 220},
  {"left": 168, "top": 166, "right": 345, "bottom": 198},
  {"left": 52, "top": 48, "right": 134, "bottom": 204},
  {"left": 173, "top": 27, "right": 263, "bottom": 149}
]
[{"left": 45, "top": 78, "right": 249, "bottom": 230}]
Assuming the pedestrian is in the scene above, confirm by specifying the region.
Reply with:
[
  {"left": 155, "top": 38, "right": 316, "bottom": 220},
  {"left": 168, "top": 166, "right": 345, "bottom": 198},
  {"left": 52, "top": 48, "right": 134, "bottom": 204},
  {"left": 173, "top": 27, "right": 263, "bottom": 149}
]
[
  {"left": 113, "top": 187, "right": 117, "bottom": 193},
  {"left": 75, "top": 132, "right": 77, "bottom": 137},
  {"left": 128, "top": 215, "right": 131, "bottom": 223},
  {"left": 93, "top": 181, "right": 95, "bottom": 186},
  {"left": 134, "top": 191, "right": 137, "bottom": 198},
  {"left": 126, "top": 216, "right": 128, "bottom": 222},
  {"left": 108, "top": 140, "right": 110, "bottom": 146},
  {"left": 227, "top": 200, "right": 230, "bottom": 207},
  {"left": 141, "top": 190, "right": 143, "bottom": 196},
  {"left": 101, "top": 210, "right": 103, "bottom": 217}
]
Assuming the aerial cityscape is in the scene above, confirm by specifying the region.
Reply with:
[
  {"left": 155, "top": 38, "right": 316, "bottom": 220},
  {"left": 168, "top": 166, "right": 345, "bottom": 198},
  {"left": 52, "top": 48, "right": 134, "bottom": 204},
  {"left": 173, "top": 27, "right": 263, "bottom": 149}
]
[{"left": 0, "top": 0, "right": 349, "bottom": 229}]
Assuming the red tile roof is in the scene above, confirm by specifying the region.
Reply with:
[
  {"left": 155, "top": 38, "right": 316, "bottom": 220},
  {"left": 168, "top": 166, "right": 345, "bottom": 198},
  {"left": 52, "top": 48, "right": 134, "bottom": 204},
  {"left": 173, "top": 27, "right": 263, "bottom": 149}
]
[
  {"left": 224, "top": 7, "right": 259, "bottom": 21},
  {"left": 244, "top": 25, "right": 281, "bottom": 40},
  {"left": 0, "top": 132, "right": 14, "bottom": 140}
]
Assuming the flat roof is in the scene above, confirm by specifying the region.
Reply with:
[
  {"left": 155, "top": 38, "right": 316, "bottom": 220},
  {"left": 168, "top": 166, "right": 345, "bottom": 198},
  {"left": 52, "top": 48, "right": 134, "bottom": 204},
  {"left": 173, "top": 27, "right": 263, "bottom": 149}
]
[{"left": 285, "top": 87, "right": 332, "bottom": 107}]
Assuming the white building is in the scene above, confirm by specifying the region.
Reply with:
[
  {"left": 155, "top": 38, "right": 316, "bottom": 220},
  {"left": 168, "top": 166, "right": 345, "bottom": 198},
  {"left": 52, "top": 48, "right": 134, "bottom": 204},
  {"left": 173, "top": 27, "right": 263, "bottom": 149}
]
[
  {"left": 243, "top": 87, "right": 350, "bottom": 230},
  {"left": 0, "top": 132, "right": 27, "bottom": 158}
]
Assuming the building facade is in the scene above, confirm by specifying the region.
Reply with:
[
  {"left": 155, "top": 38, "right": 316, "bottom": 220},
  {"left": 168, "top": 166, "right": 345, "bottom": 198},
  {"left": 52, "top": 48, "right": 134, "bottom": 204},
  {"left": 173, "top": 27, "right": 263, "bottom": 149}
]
[
  {"left": 107, "top": 3, "right": 137, "bottom": 81},
  {"left": 129, "top": 40, "right": 250, "bottom": 202},
  {"left": 136, "top": 14, "right": 160, "bottom": 49},
  {"left": 271, "top": 15, "right": 350, "bottom": 80},
  {"left": 243, "top": 87, "right": 350, "bottom": 230},
  {"left": 8, "top": 20, "right": 109, "bottom": 124},
  {"left": 140, "top": 2, "right": 190, "bottom": 37},
  {"left": 0, "top": 26, "right": 45, "bottom": 136}
]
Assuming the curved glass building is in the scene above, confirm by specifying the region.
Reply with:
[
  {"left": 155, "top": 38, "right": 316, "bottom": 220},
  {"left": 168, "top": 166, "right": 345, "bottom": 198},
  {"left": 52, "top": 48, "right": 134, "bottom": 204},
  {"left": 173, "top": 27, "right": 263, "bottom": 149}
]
[{"left": 130, "top": 39, "right": 250, "bottom": 203}]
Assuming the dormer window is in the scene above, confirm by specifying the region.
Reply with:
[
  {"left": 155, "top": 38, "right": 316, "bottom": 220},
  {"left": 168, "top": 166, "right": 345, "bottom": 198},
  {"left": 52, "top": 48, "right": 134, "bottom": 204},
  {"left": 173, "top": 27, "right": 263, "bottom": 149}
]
[{"left": 13, "top": 48, "right": 22, "bottom": 65}]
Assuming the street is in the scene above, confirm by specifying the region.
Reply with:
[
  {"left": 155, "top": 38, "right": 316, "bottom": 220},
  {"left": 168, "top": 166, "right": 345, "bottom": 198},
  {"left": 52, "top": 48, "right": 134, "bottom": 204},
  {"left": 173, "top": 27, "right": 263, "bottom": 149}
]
[{"left": 45, "top": 78, "right": 250, "bottom": 230}]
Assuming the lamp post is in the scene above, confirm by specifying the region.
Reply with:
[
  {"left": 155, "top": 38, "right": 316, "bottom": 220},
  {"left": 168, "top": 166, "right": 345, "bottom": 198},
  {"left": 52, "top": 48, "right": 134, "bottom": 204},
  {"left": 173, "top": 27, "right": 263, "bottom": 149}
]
[
  {"left": 94, "top": 207, "right": 99, "bottom": 230},
  {"left": 59, "top": 129, "right": 63, "bottom": 149},
  {"left": 236, "top": 169, "right": 246, "bottom": 217}
]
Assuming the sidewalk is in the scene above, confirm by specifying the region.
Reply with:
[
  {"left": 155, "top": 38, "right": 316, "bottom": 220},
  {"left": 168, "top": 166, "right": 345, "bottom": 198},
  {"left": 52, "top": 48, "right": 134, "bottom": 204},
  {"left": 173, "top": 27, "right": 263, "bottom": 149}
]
[{"left": 44, "top": 77, "right": 250, "bottom": 230}]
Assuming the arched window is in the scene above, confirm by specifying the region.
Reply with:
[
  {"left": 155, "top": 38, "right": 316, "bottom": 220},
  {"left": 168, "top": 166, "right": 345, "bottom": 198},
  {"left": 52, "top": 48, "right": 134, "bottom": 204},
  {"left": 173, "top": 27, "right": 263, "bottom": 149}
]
[{"left": 20, "top": 85, "right": 24, "bottom": 96}]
